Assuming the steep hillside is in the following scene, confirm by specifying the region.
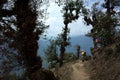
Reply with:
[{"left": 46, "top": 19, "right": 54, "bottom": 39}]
[{"left": 90, "top": 33, "right": 120, "bottom": 80}]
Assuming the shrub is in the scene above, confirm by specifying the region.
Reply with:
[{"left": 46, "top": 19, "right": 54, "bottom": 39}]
[{"left": 63, "top": 52, "right": 77, "bottom": 63}]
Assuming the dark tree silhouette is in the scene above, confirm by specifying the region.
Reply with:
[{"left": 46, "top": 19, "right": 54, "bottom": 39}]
[
  {"left": 0, "top": 0, "right": 55, "bottom": 79},
  {"left": 76, "top": 45, "right": 80, "bottom": 59},
  {"left": 0, "top": 0, "right": 19, "bottom": 79},
  {"left": 14, "top": 0, "right": 48, "bottom": 78}
]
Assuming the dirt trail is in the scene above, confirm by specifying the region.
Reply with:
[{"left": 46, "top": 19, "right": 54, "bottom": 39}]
[
  {"left": 71, "top": 61, "right": 90, "bottom": 80},
  {"left": 53, "top": 60, "right": 91, "bottom": 80}
]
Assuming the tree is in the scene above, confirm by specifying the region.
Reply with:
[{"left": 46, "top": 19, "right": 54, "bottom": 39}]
[
  {"left": 83, "top": 2, "right": 101, "bottom": 48},
  {"left": 0, "top": 0, "right": 59, "bottom": 80},
  {"left": 59, "top": 0, "right": 83, "bottom": 66},
  {"left": 83, "top": 0, "right": 119, "bottom": 47},
  {"left": 98, "top": 0, "right": 119, "bottom": 46},
  {"left": 14, "top": 0, "right": 48, "bottom": 78},
  {"left": 0, "top": 0, "right": 49, "bottom": 79},
  {"left": 0, "top": 0, "right": 20, "bottom": 79},
  {"left": 76, "top": 45, "right": 80, "bottom": 59},
  {"left": 44, "top": 39, "right": 58, "bottom": 68}
]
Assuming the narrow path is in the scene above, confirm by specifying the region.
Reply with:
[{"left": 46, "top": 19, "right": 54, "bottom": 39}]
[{"left": 71, "top": 61, "right": 90, "bottom": 80}]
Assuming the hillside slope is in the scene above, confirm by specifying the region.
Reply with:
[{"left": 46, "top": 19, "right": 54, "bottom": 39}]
[
  {"left": 90, "top": 33, "right": 120, "bottom": 80},
  {"left": 52, "top": 33, "right": 120, "bottom": 80}
]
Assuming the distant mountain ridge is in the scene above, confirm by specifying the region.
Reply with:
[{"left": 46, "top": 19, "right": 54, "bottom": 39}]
[
  {"left": 66, "top": 35, "right": 94, "bottom": 55},
  {"left": 37, "top": 35, "right": 94, "bottom": 57}
]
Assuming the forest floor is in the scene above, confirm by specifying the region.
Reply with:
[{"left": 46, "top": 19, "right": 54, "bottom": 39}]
[{"left": 53, "top": 60, "right": 91, "bottom": 80}]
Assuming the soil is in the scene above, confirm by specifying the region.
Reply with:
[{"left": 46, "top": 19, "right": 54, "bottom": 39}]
[
  {"left": 54, "top": 60, "right": 91, "bottom": 80},
  {"left": 71, "top": 60, "right": 90, "bottom": 80}
]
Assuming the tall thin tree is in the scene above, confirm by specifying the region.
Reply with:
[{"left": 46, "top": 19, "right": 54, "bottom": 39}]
[{"left": 60, "top": 0, "right": 83, "bottom": 66}]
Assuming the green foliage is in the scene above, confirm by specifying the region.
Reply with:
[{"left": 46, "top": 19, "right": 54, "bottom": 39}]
[
  {"left": 83, "top": 0, "right": 119, "bottom": 47},
  {"left": 59, "top": 0, "right": 84, "bottom": 66},
  {"left": 95, "top": 13, "right": 117, "bottom": 46},
  {"left": 0, "top": 0, "right": 49, "bottom": 79},
  {"left": 84, "top": 55, "right": 92, "bottom": 61},
  {"left": 1, "top": 73, "right": 27, "bottom": 80},
  {"left": 114, "top": 33, "right": 120, "bottom": 53},
  {"left": 115, "top": 43, "right": 120, "bottom": 53},
  {"left": 0, "top": 1, "right": 20, "bottom": 78},
  {"left": 44, "top": 37, "right": 76, "bottom": 68},
  {"left": 44, "top": 39, "right": 58, "bottom": 68},
  {"left": 63, "top": 52, "right": 77, "bottom": 63},
  {"left": 1, "top": 74, "right": 19, "bottom": 80},
  {"left": 63, "top": 0, "right": 83, "bottom": 23}
]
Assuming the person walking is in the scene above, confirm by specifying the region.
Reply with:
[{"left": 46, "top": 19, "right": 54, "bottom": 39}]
[{"left": 81, "top": 50, "right": 86, "bottom": 62}]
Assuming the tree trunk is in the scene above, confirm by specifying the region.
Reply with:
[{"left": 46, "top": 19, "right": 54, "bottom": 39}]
[
  {"left": 15, "top": 0, "right": 41, "bottom": 78},
  {"left": 93, "top": 37, "right": 97, "bottom": 48},
  {"left": 59, "top": 24, "right": 68, "bottom": 66}
]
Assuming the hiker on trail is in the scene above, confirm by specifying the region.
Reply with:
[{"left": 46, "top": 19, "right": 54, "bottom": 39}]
[
  {"left": 95, "top": 38, "right": 99, "bottom": 43},
  {"left": 95, "top": 37, "right": 102, "bottom": 48},
  {"left": 81, "top": 50, "right": 86, "bottom": 62}
]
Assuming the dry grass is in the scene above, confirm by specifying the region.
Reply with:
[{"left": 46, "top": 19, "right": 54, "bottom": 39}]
[{"left": 90, "top": 43, "right": 120, "bottom": 80}]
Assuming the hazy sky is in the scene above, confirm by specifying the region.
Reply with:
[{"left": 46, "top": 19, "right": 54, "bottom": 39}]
[{"left": 44, "top": 0, "right": 103, "bottom": 37}]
